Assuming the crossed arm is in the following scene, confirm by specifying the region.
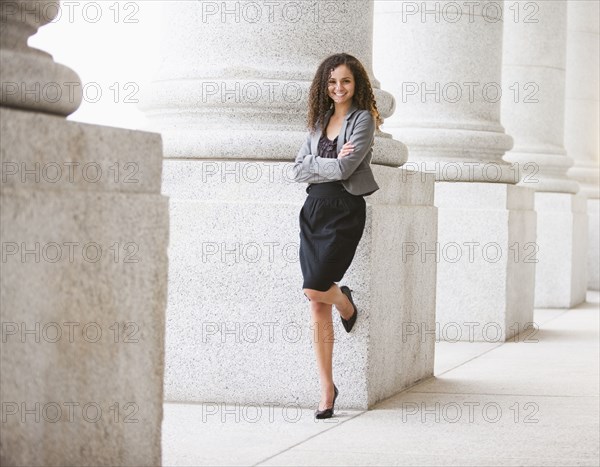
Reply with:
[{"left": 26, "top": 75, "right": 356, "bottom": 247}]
[{"left": 291, "top": 111, "right": 375, "bottom": 183}]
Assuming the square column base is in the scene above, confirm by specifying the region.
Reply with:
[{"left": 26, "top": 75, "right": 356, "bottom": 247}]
[
  {"left": 0, "top": 108, "right": 168, "bottom": 466},
  {"left": 534, "top": 192, "right": 589, "bottom": 307},
  {"left": 587, "top": 198, "right": 599, "bottom": 291},
  {"left": 161, "top": 162, "right": 438, "bottom": 410},
  {"left": 434, "top": 182, "right": 537, "bottom": 342}
]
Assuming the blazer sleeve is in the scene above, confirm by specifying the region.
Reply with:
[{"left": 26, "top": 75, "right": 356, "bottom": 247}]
[{"left": 291, "top": 111, "right": 375, "bottom": 183}]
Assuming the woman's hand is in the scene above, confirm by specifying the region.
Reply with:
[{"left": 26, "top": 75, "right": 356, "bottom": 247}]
[{"left": 337, "top": 141, "right": 355, "bottom": 158}]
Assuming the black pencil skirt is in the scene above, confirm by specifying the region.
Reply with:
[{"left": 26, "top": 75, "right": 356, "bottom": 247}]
[{"left": 299, "top": 182, "right": 366, "bottom": 292}]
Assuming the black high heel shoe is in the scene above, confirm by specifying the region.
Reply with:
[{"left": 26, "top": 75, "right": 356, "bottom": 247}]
[
  {"left": 339, "top": 286, "right": 358, "bottom": 333},
  {"left": 315, "top": 384, "right": 338, "bottom": 419}
]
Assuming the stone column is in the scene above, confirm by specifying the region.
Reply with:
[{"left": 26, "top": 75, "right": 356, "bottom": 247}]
[
  {"left": 374, "top": 0, "right": 537, "bottom": 341},
  {"left": 0, "top": 1, "right": 168, "bottom": 465},
  {"left": 565, "top": 0, "right": 600, "bottom": 291},
  {"left": 140, "top": 0, "right": 438, "bottom": 409},
  {"left": 141, "top": 0, "right": 403, "bottom": 164},
  {"left": 0, "top": 0, "right": 81, "bottom": 115},
  {"left": 502, "top": 0, "right": 588, "bottom": 307}
]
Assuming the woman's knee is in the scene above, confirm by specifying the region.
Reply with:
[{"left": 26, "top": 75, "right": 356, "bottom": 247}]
[{"left": 303, "top": 288, "right": 324, "bottom": 302}]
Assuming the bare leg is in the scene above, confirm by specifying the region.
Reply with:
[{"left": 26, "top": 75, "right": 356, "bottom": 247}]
[
  {"left": 310, "top": 300, "right": 336, "bottom": 411},
  {"left": 304, "top": 283, "right": 354, "bottom": 320}
]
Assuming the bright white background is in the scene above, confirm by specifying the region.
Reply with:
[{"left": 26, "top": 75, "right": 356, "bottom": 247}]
[{"left": 29, "top": 1, "right": 163, "bottom": 129}]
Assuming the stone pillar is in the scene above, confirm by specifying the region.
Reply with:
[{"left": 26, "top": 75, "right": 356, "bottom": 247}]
[
  {"left": 565, "top": 0, "right": 600, "bottom": 291},
  {"left": 140, "top": 0, "right": 437, "bottom": 409},
  {"left": 0, "top": 1, "right": 168, "bottom": 465},
  {"left": 0, "top": 0, "right": 81, "bottom": 115},
  {"left": 502, "top": 0, "right": 588, "bottom": 307},
  {"left": 374, "top": 0, "right": 537, "bottom": 341},
  {"left": 141, "top": 0, "right": 403, "bottom": 164}
]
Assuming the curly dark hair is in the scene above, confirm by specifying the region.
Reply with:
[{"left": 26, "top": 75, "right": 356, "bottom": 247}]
[{"left": 306, "top": 53, "right": 382, "bottom": 134}]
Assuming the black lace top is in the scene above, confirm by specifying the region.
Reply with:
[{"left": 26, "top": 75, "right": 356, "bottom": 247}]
[
  {"left": 318, "top": 133, "right": 338, "bottom": 159},
  {"left": 316, "top": 133, "right": 344, "bottom": 187}
]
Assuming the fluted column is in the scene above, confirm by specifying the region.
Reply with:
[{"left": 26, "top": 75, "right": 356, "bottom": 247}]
[
  {"left": 375, "top": 0, "right": 537, "bottom": 341},
  {"left": 502, "top": 0, "right": 588, "bottom": 307},
  {"left": 565, "top": 0, "right": 600, "bottom": 291},
  {"left": 140, "top": 0, "right": 438, "bottom": 409},
  {"left": 1, "top": 1, "right": 168, "bottom": 464}
]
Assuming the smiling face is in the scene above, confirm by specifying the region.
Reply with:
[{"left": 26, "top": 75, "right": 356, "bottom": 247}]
[{"left": 327, "top": 64, "right": 355, "bottom": 106}]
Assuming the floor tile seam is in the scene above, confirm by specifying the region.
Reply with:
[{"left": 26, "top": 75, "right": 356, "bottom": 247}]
[
  {"left": 408, "top": 343, "right": 505, "bottom": 391},
  {"left": 509, "top": 307, "right": 589, "bottom": 341},
  {"left": 531, "top": 308, "right": 571, "bottom": 327},
  {"left": 349, "top": 314, "right": 563, "bottom": 408},
  {"left": 403, "top": 391, "right": 600, "bottom": 398},
  {"left": 256, "top": 449, "right": 600, "bottom": 462},
  {"left": 425, "top": 307, "right": 598, "bottom": 385},
  {"left": 263, "top": 446, "right": 600, "bottom": 458},
  {"left": 252, "top": 410, "right": 368, "bottom": 466},
  {"left": 162, "top": 400, "right": 365, "bottom": 412}
]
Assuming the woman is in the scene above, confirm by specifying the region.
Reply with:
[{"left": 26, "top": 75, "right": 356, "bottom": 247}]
[{"left": 292, "top": 53, "right": 381, "bottom": 419}]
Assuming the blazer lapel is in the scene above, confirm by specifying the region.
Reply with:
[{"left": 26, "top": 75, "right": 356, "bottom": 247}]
[{"left": 336, "top": 102, "right": 359, "bottom": 155}]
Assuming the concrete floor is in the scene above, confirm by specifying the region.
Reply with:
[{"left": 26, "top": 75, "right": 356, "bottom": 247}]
[{"left": 162, "top": 292, "right": 600, "bottom": 466}]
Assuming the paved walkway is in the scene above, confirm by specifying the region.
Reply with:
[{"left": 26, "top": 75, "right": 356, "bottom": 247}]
[{"left": 163, "top": 292, "right": 600, "bottom": 466}]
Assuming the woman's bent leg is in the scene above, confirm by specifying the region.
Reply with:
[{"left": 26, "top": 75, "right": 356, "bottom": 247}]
[{"left": 304, "top": 284, "right": 354, "bottom": 320}]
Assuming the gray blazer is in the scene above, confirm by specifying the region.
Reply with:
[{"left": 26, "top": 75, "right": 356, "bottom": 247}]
[{"left": 292, "top": 102, "right": 380, "bottom": 196}]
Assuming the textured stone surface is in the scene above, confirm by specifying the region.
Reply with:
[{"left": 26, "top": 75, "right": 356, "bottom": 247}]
[
  {"left": 502, "top": 0, "right": 578, "bottom": 193},
  {"left": 162, "top": 295, "right": 600, "bottom": 466},
  {"left": 534, "top": 192, "right": 588, "bottom": 308},
  {"left": 0, "top": 109, "right": 163, "bottom": 194},
  {"left": 373, "top": 2, "right": 540, "bottom": 341},
  {"left": 0, "top": 107, "right": 169, "bottom": 466},
  {"left": 564, "top": 0, "right": 599, "bottom": 290},
  {"left": 565, "top": 0, "right": 600, "bottom": 199},
  {"left": 501, "top": 1, "right": 590, "bottom": 302},
  {"left": 587, "top": 199, "right": 600, "bottom": 291},
  {"left": 140, "top": 0, "right": 407, "bottom": 166},
  {"left": 374, "top": 0, "right": 514, "bottom": 182},
  {"left": 434, "top": 182, "right": 537, "bottom": 341},
  {"left": 0, "top": 0, "right": 83, "bottom": 115},
  {"left": 140, "top": 0, "right": 433, "bottom": 411},
  {"left": 162, "top": 165, "right": 437, "bottom": 409}
]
